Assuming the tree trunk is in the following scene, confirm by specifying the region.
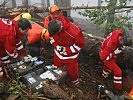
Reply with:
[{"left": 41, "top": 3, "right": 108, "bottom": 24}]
[
  {"left": 43, "top": 79, "right": 70, "bottom": 100},
  {"left": 22, "top": 0, "right": 28, "bottom": 8},
  {"left": 105, "top": 0, "right": 117, "bottom": 37},
  {"left": 41, "top": 0, "right": 46, "bottom": 7},
  {"left": 11, "top": 0, "right": 16, "bottom": 8},
  {"left": 54, "top": 0, "right": 71, "bottom": 16}
]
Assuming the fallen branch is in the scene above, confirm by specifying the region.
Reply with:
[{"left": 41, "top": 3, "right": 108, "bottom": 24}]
[
  {"left": 83, "top": 32, "right": 104, "bottom": 41},
  {"left": 30, "top": 96, "right": 51, "bottom": 100},
  {"left": 80, "top": 68, "right": 103, "bottom": 85}
]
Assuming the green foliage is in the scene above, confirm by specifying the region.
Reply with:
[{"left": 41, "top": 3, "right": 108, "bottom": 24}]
[
  {"left": 0, "top": 82, "right": 5, "bottom": 86},
  {"left": 79, "top": 0, "right": 133, "bottom": 34},
  {"left": 8, "top": 79, "right": 26, "bottom": 96}
]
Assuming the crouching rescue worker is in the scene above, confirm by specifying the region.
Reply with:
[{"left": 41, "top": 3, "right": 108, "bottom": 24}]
[
  {"left": 27, "top": 22, "right": 52, "bottom": 58},
  {"left": 14, "top": 13, "right": 32, "bottom": 48},
  {"left": 14, "top": 13, "right": 51, "bottom": 58},
  {"left": 0, "top": 18, "right": 31, "bottom": 80},
  {"left": 48, "top": 19, "right": 85, "bottom": 86},
  {"left": 99, "top": 30, "right": 124, "bottom": 95}
]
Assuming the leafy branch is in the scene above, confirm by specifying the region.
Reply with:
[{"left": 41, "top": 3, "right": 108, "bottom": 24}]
[{"left": 79, "top": 0, "right": 133, "bottom": 36}]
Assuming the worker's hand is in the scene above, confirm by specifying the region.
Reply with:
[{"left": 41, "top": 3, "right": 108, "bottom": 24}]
[
  {"left": 114, "top": 48, "right": 122, "bottom": 54},
  {"left": 52, "top": 64, "right": 57, "bottom": 68},
  {"left": 23, "top": 55, "right": 32, "bottom": 62},
  {"left": 98, "top": 85, "right": 106, "bottom": 93}
]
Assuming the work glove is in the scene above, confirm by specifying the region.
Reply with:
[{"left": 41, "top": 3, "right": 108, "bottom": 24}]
[
  {"left": 98, "top": 85, "right": 105, "bottom": 93},
  {"left": 23, "top": 55, "right": 32, "bottom": 62},
  {"left": 114, "top": 48, "right": 122, "bottom": 54}
]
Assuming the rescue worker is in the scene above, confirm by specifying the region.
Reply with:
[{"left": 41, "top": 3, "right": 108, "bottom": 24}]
[
  {"left": 48, "top": 19, "right": 85, "bottom": 86},
  {"left": 14, "top": 13, "right": 32, "bottom": 47},
  {"left": 44, "top": 5, "right": 62, "bottom": 28},
  {"left": 43, "top": 5, "right": 75, "bottom": 59},
  {"left": 27, "top": 22, "right": 51, "bottom": 58},
  {"left": 44, "top": 5, "right": 74, "bottom": 28},
  {"left": 99, "top": 30, "right": 124, "bottom": 95},
  {"left": 0, "top": 18, "right": 31, "bottom": 80},
  {"left": 14, "top": 12, "right": 42, "bottom": 57},
  {"left": 14, "top": 12, "right": 51, "bottom": 58},
  {"left": 43, "top": 5, "right": 63, "bottom": 59}
]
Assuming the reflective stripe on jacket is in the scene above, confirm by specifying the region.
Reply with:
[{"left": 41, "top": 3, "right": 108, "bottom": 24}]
[
  {"left": 99, "top": 30, "right": 123, "bottom": 61},
  {"left": 0, "top": 18, "right": 24, "bottom": 63},
  {"left": 50, "top": 20, "right": 85, "bottom": 60}
]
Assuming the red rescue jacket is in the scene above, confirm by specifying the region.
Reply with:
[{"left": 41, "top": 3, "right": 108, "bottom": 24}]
[
  {"left": 0, "top": 18, "right": 24, "bottom": 63},
  {"left": 44, "top": 13, "right": 69, "bottom": 29},
  {"left": 50, "top": 19, "right": 85, "bottom": 60},
  {"left": 99, "top": 30, "right": 124, "bottom": 61}
]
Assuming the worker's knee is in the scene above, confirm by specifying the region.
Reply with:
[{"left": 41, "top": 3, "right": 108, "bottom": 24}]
[{"left": 114, "top": 67, "right": 122, "bottom": 76}]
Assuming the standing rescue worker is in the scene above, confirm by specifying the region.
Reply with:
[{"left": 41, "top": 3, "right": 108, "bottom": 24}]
[
  {"left": 43, "top": 4, "right": 74, "bottom": 54},
  {"left": 0, "top": 18, "right": 31, "bottom": 80},
  {"left": 99, "top": 30, "right": 124, "bottom": 94},
  {"left": 48, "top": 20, "right": 85, "bottom": 86},
  {"left": 44, "top": 5, "right": 62, "bottom": 28},
  {"left": 43, "top": 5, "right": 63, "bottom": 59},
  {"left": 44, "top": 5, "right": 73, "bottom": 28}
]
